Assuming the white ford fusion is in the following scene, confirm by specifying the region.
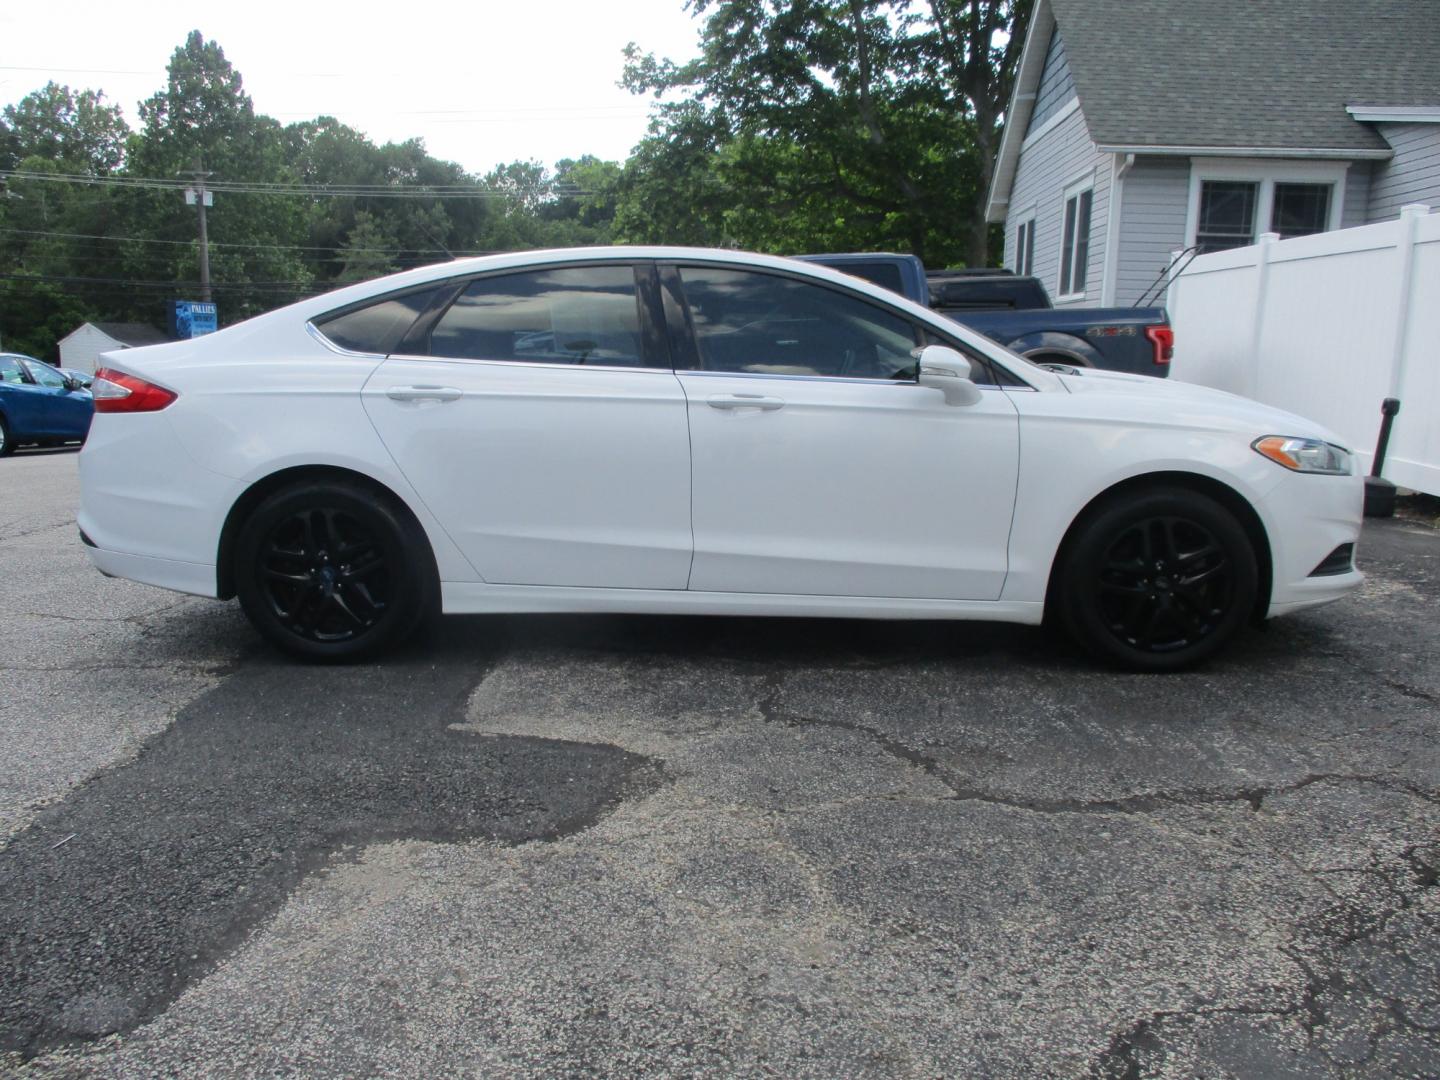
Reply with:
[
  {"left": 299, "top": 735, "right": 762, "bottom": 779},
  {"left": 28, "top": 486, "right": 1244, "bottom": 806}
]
[{"left": 78, "top": 247, "right": 1363, "bottom": 669}]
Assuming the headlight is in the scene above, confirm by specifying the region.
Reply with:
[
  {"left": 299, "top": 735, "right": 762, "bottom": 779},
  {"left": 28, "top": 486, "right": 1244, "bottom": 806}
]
[{"left": 1252, "top": 436, "right": 1353, "bottom": 475}]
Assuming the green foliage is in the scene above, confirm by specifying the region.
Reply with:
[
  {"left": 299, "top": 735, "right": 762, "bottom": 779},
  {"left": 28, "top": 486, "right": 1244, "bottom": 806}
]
[
  {"left": 2, "top": 82, "right": 129, "bottom": 174},
  {"left": 0, "top": 7, "right": 1028, "bottom": 358},
  {"left": 617, "top": 0, "right": 1030, "bottom": 266},
  {"left": 0, "top": 276, "right": 95, "bottom": 361},
  {"left": 122, "top": 32, "right": 312, "bottom": 320}
]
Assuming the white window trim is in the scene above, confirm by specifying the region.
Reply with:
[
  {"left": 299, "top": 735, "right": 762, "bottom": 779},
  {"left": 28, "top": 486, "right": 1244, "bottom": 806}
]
[
  {"left": 1011, "top": 207, "right": 1037, "bottom": 276},
  {"left": 1184, "top": 158, "right": 1349, "bottom": 251},
  {"left": 1056, "top": 174, "right": 1094, "bottom": 302}
]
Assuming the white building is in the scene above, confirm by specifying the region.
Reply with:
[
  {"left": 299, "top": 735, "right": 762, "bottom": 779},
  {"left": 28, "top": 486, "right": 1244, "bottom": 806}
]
[{"left": 58, "top": 322, "right": 174, "bottom": 375}]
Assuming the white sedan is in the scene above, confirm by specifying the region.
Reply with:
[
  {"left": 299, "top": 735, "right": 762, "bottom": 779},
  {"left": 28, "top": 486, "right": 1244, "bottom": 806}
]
[{"left": 77, "top": 247, "right": 1363, "bottom": 669}]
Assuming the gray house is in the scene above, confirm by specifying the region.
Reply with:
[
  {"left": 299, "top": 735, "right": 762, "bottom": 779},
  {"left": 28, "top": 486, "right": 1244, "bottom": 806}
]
[{"left": 985, "top": 0, "right": 1440, "bottom": 308}]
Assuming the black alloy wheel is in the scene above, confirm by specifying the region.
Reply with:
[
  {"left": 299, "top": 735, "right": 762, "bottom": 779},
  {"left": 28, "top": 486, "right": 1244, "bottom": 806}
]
[
  {"left": 1057, "top": 488, "right": 1258, "bottom": 671},
  {"left": 235, "top": 481, "right": 435, "bottom": 661},
  {"left": 260, "top": 508, "right": 390, "bottom": 642}
]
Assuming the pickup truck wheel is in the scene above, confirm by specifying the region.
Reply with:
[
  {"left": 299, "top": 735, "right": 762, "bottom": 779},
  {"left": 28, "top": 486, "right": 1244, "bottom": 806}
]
[
  {"left": 1057, "top": 488, "right": 1257, "bottom": 671},
  {"left": 1027, "top": 352, "right": 1090, "bottom": 368}
]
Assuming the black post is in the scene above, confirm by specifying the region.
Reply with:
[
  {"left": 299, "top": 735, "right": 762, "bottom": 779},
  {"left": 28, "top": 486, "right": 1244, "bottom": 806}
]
[
  {"left": 1363, "top": 397, "right": 1401, "bottom": 518},
  {"left": 1370, "top": 398, "right": 1401, "bottom": 476}
]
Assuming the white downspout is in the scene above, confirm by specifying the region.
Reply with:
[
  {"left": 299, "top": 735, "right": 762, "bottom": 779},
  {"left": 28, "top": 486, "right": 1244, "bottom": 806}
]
[{"left": 1100, "top": 153, "right": 1134, "bottom": 306}]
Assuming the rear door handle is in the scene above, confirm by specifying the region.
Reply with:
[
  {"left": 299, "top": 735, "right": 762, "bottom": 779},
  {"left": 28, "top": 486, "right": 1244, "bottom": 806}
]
[
  {"left": 386, "top": 385, "right": 464, "bottom": 402},
  {"left": 707, "top": 394, "right": 785, "bottom": 411}
]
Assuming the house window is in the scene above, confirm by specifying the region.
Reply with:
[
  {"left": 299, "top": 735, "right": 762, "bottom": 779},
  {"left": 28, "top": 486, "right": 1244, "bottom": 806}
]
[
  {"left": 1014, "top": 216, "right": 1035, "bottom": 276},
  {"left": 1196, "top": 181, "right": 1258, "bottom": 253},
  {"left": 1271, "top": 183, "right": 1331, "bottom": 239},
  {"left": 1058, "top": 183, "right": 1092, "bottom": 297},
  {"left": 1190, "top": 166, "right": 1343, "bottom": 254}
]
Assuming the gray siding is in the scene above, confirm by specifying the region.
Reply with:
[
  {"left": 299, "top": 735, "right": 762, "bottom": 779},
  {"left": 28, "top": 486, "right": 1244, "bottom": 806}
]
[
  {"left": 1342, "top": 164, "right": 1371, "bottom": 228},
  {"left": 1368, "top": 122, "right": 1440, "bottom": 221},
  {"left": 1113, "top": 156, "right": 1189, "bottom": 307},
  {"left": 1025, "top": 28, "right": 1076, "bottom": 135},
  {"left": 1004, "top": 101, "right": 1110, "bottom": 307}
]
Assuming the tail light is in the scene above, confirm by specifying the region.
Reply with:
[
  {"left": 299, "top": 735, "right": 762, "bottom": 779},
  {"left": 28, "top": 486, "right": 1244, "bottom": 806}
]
[
  {"left": 92, "top": 367, "right": 178, "bottom": 413},
  {"left": 1144, "top": 325, "right": 1174, "bottom": 366}
]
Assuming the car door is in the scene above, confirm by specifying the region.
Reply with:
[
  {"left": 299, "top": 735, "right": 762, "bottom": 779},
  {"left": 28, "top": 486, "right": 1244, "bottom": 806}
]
[
  {"left": 360, "top": 262, "right": 693, "bottom": 589},
  {"left": 0, "top": 355, "right": 51, "bottom": 436},
  {"left": 21, "top": 359, "right": 89, "bottom": 437},
  {"left": 666, "top": 263, "right": 1020, "bottom": 601}
]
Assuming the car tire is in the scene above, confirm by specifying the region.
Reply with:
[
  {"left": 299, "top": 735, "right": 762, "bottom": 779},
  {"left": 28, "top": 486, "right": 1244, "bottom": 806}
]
[
  {"left": 234, "top": 481, "right": 437, "bottom": 662},
  {"left": 1056, "top": 487, "right": 1257, "bottom": 672},
  {"left": 0, "top": 414, "right": 14, "bottom": 457}
]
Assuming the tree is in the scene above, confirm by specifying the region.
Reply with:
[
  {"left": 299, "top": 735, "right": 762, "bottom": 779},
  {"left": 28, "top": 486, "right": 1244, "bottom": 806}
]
[
  {"left": 124, "top": 31, "right": 312, "bottom": 320},
  {"left": 0, "top": 276, "right": 95, "bottom": 361},
  {"left": 622, "top": 0, "right": 1030, "bottom": 266},
  {"left": 2, "top": 82, "right": 129, "bottom": 174},
  {"left": 612, "top": 103, "right": 737, "bottom": 246}
]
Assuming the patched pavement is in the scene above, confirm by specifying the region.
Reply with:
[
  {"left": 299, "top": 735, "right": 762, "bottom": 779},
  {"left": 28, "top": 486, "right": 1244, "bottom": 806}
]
[{"left": 2, "top": 451, "right": 1436, "bottom": 1078}]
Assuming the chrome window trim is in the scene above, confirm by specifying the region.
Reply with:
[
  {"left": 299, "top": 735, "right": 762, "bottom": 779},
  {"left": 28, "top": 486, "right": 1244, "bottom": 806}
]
[
  {"left": 677, "top": 368, "right": 1007, "bottom": 391},
  {"left": 305, "top": 321, "right": 386, "bottom": 359},
  {"left": 379, "top": 354, "right": 1006, "bottom": 388},
  {"left": 385, "top": 353, "right": 673, "bottom": 375}
]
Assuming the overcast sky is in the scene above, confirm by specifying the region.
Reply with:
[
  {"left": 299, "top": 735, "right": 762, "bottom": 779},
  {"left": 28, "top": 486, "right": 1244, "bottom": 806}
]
[{"left": 0, "top": 0, "right": 703, "bottom": 176}]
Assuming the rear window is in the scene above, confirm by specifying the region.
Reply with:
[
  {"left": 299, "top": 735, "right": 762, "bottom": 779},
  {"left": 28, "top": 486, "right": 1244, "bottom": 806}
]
[
  {"left": 425, "top": 266, "right": 644, "bottom": 366},
  {"left": 312, "top": 285, "right": 451, "bottom": 355},
  {"left": 929, "top": 276, "right": 1050, "bottom": 311}
]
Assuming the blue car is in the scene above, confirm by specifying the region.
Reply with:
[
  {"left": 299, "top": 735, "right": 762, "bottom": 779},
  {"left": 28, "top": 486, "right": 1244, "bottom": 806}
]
[{"left": 0, "top": 353, "right": 94, "bottom": 456}]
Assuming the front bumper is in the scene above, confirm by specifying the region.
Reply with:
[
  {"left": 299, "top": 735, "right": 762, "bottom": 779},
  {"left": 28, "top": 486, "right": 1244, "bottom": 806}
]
[{"left": 1263, "top": 468, "right": 1365, "bottom": 618}]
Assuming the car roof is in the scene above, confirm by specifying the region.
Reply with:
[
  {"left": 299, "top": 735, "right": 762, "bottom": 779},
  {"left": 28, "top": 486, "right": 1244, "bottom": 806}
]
[{"left": 281, "top": 247, "right": 893, "bottom": 322}]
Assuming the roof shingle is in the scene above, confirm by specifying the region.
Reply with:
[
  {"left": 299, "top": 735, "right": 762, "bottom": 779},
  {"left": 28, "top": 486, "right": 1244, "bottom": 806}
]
[
  {"left": 91, "top": 322, "right": 174, "bottom": 348},
  {"left": 1047, "top": 0, "right": 1440, "bottom": 153}
]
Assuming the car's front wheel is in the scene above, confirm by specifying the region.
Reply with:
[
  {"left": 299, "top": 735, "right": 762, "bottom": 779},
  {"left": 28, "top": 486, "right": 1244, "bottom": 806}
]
[
  {"left": 0, "top": 414, "right": 14, "bottom": 457},
  {"left": 1056, "top": 487, "right": 1258, "bottom": 671},
  {"left": 234, "top": 481, "right": 436, "bottom": 661}
]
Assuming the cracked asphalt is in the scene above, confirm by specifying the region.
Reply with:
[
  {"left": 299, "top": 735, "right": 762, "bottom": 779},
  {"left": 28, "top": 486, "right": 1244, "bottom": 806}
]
[{"left": 1, "top": 450, "right": 1437, "bottom": 1078}]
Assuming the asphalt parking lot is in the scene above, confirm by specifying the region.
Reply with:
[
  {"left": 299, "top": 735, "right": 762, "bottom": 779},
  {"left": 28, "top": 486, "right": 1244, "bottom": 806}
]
[{"left": 1, "top": 449, "right": 1437, "bottom": 1079}]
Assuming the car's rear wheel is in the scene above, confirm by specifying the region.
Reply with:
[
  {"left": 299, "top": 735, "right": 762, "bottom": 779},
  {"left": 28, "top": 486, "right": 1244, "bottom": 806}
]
[
  {"left": 0, "top": 415, "right": 14, "bottom": 457},
  {"left": 1056, "top": 487, "right": 1257, "bottom": 671},
  {"left": 234, "top": 481, "right": 436, "bottom": 661}
]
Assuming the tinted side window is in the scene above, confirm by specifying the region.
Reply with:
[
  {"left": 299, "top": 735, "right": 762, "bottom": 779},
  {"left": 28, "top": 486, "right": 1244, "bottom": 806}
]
[
  {"left": 25, "top": 360, "right": 66, "bottom": 388},
  {"left": 313, "top": 285, "right": 450, "bottom": 355},
  {"left": 427, "top": 266, "right": 644, "bottom": 367},
  {"left": 0, "top": 356, "right": 27, "bottom": 384},
  {"left": 678, "top": 267, "right": 918, "bottom": 380}
]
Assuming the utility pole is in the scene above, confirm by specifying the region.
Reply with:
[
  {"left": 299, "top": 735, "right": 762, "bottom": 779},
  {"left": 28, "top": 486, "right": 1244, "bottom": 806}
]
[{"left": 184, "top": 163, "right": 214, "bottom": 303}]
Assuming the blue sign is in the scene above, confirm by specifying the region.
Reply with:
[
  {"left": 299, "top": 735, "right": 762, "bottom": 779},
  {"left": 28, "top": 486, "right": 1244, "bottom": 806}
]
[{"left": 169, "top": 300, "right": 218, "bottom": 339}]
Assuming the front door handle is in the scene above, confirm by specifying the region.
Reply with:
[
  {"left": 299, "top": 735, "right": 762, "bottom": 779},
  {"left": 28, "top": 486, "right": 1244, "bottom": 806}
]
[
  {"left": 707, "top": 394, "right": 785, "bottom": 411},
  {"left": 386, "top": 385, "right": 464, "bottom": 402}
]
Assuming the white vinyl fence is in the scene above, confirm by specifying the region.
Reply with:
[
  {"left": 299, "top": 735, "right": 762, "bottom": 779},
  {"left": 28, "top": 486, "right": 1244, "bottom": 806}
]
[{"left": 1168, "top": 203, "right": 1439, "bottom": 496}]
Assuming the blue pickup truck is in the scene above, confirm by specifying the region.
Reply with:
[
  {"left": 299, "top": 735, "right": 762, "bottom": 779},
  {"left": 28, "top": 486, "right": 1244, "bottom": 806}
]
[{"left": 801, "top": 253, "right": 1174, "bottom": 378}]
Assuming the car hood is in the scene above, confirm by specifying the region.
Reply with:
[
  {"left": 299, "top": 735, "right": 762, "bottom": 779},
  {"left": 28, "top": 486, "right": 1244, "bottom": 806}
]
[{"left": 1054, "top": 368, "right": 1350, "bottom": 448}]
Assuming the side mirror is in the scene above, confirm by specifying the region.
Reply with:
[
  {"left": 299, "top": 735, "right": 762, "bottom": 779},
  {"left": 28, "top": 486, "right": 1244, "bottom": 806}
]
[
  {"left": 915, "top": 345, "right": 982, "bottom": 406},
  {"left": 63, "top": 375, "right": 82, "bottom": 392}
]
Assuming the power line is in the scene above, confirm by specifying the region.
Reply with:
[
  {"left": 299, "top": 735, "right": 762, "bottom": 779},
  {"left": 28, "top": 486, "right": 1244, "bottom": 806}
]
[
  {"left": 0, "top": 271, "right": 327, "bottom": 292},
  {"left": 0, "top": 170, "right": 598, "bottom": 200},
  {"left": 0, "top": 64, "right": 351, "bottom": 77},
  {"left": 0, "top": 226, "right": 487, "bottom": 257}
]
